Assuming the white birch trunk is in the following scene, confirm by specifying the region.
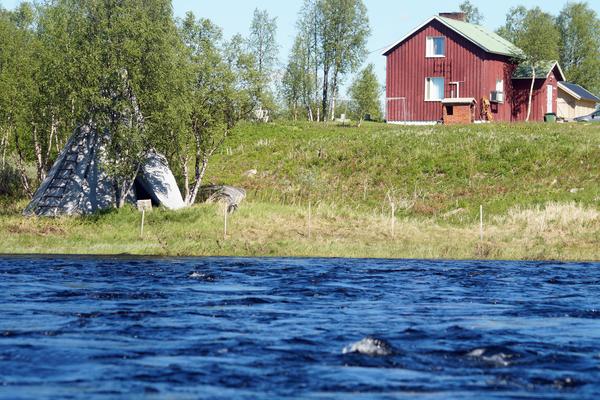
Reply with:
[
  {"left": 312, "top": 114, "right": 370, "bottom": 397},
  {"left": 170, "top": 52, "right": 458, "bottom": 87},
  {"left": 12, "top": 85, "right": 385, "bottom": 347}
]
[{"left": 526, "top": 66, "right": 536, "bottom": 122}]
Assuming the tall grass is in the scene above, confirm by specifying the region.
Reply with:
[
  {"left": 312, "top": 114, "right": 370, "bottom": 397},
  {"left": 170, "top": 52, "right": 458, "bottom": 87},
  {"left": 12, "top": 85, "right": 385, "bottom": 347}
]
[{"left": 1, "top": 200, "right": 598, "bottom": 260}]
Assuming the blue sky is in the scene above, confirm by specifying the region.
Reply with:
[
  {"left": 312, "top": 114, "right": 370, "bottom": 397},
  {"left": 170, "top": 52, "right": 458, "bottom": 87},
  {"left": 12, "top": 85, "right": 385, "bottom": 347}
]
[{"left": 3, "top": 0, "right": 599, "bottom": 97}]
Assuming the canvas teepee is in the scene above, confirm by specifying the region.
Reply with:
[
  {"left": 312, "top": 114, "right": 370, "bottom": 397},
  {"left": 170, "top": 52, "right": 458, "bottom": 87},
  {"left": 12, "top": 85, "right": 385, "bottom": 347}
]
[{"left": 23, "top": 124, "right": 184, "bottom": 216}]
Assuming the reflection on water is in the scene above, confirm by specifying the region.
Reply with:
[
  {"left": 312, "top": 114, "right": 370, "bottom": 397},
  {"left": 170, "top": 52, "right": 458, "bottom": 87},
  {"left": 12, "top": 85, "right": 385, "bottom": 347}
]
[{"left": 1, "top": 256, "right": 599, "bottom": 399}]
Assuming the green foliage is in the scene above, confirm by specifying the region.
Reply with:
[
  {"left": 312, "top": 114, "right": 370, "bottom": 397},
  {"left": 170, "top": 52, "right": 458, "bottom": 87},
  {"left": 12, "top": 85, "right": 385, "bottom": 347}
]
[
  {"left": 459, "top": 0, "right": 483, "bottom": 24},
  {"left": 282, "top": 36, "right": 316, "bottom": 120},
  {"left": 0, "top": 3, "right": 42, "bottom": 190},
  {"left": 496, "top": 6, "right": 528, "bottom": 44},
  {"left": 247, "top": 8, "right": 278, "bottom": 112},
  {"left": 498, "top": 6, "right": 560, "bottom": 121},
  {"left": 177, "top": 12, "right": 259, "bottom": 204},
  {"left": 557, "top": 2, "right": 600, "bottom": 95},
  {"left": 0, "top": 163, "right": 23, "bottom": 197},
  {"left": 513, "top": 8, "right": 560, "bottom": 64},
  {"left": 318, "top": 0, "right": 370, "bottom": 120},
  {"left": 0, "top": 0, "right": 193, "bottom": 205},
  {"left": 348, "top": 63, "right": 381, "bottom": 123},
  {"left": 292, "top": 0, "right": 370, "bottom": 121}
]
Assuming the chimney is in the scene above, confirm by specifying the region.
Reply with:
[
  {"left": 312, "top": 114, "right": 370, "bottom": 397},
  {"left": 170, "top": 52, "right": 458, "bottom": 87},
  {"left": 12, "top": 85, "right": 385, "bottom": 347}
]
[{"left": 439, "top": 12, "right": 466, "bottom": 22}]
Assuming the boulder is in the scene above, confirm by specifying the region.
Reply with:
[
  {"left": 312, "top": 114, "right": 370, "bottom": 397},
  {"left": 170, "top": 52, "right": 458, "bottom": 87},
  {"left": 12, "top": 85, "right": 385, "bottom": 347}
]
[{"left": 198, "top": 185, "right": 246, "bottom": 213}]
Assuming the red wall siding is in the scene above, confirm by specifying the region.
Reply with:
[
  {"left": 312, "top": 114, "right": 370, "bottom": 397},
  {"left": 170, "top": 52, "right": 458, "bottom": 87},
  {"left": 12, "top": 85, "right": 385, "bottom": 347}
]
[
  {"left": 482, "top": 55, "right": 515, "bottom": 121},
  {"left": 385, "top": 19, "right": 514, "bottom": 122},
  {"left": 511, "top": 66, "right": 561, "bottom": 121}
]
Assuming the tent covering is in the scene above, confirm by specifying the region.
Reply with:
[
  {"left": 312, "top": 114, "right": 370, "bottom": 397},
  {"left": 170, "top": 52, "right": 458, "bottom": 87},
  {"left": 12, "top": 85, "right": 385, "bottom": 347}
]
[{"left": 24, "top": 125, "right": 184, "bottom": 216}]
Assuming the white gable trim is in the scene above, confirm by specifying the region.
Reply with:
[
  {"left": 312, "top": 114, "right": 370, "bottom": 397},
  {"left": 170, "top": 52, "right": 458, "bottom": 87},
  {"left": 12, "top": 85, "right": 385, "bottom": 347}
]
[
  {"left": 552, "top": 62, "right": 566, "bottom": 81},
  {"left": 383, "top": 16, "right": 437, "bottom": 56},
  {"left": 557, "top": 82, "right": 582, "bottom": 101},
  {"left": 382, "top": 16, "right": 512, "bottom": 57}
]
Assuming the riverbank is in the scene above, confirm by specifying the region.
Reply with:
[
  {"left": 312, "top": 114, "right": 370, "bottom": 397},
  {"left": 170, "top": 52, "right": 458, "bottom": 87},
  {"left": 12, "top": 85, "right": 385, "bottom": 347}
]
[
  {"left": 1, "top": 121, "right": 599, "bottom": 260},
  {"left": 1, "top": 199, "right": 598, "bottom": 260}
]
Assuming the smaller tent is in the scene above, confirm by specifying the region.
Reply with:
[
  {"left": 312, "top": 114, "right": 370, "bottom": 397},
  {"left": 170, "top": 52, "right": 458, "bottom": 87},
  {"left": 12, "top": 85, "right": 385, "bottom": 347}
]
[
  {"left": 135, "top": 150, "right": 185, "bottom": 210},
  {"left": 24, "top": 125, "right": 184, "bottom": 217}
]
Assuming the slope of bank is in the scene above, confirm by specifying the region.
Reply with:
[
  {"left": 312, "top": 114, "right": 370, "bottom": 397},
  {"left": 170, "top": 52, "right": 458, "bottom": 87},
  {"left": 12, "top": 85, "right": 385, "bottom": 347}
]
[
  {"left": 206, "top": 121, "right": 599, "bottom": 223},
  {"left": 1, "top": 121, "right": 599, "bottom": 260}
]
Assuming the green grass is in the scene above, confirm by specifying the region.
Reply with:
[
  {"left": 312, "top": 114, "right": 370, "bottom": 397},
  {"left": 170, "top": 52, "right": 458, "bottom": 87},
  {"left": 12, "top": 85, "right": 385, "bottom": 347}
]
[
  {"left": 205, "top": 121, "right": 600, "bottom": 222},
  {"left": 1, "top": 121, "right": 599, "bottom": 260},
  {"left": 1, "top": 199, "right": 598, "bottom": 260}
]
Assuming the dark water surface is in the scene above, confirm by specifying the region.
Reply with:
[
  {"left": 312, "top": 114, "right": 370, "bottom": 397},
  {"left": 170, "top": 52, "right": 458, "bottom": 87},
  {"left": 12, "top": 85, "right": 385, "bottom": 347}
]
[{"left": 1, "top": 256, "right": 599, "bottom": 399}]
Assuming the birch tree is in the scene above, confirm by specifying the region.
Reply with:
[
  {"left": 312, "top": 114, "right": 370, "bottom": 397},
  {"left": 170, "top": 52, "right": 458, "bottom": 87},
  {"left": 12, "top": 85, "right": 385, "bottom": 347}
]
[
  {"left": 459, "top": 0, "right": 483, "bottom": 24},
  {"left": 515, "top": 9, "right": 559, "bottom": 122},
  {"left": 498, "top": 7, "right": 559, "bottom": 122},
  {"left": 348, "top": 63, "right": 381, "bottom": 126},
  {"left": 178, "top": 13, "right": 258, "bottom": 205},
  {"left": 319, "top": 0, "right": 370, "bottom": 121},
  {"left": 246, "top": 9, "right": 278, "bottom": 113}
]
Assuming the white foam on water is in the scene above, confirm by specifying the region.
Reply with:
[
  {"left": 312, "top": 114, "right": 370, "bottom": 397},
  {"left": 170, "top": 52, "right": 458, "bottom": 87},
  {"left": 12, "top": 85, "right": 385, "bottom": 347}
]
[
  {"left": 342, "top": 337, "right": 394, "bottom": 356},
  {"left": 467, "top": 348, "right": 512, "bottom": 367}
]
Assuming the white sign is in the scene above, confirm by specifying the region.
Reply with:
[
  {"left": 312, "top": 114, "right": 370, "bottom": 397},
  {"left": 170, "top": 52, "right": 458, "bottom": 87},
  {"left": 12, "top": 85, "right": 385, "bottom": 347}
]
[{"left": 137, "top": 200, "right": 152, "bottom": 212}]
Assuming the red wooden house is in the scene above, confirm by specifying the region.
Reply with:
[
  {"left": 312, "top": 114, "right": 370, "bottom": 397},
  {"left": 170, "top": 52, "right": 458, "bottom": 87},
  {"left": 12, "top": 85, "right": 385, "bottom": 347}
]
[{"left": 383, "top": 12, "right": 566, "bottom": 124}]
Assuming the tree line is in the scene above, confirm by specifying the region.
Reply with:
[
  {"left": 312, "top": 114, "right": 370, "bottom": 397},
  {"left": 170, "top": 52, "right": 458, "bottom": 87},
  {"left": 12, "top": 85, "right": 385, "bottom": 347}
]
[
  {"left": 495, "top": 2, "right": 600, "bottom": 120},
  {"left": 0, "top": 0, "right": 263, "bottom": 204},
  {"left": 0, "top": 0, "right": 377, "bottom": 202}
]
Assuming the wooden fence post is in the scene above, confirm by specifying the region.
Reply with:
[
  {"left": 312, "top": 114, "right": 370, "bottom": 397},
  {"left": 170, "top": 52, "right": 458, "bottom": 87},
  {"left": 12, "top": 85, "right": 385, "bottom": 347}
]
[{"left": 480, "top": 204, "right": 484, "bottom": 242}]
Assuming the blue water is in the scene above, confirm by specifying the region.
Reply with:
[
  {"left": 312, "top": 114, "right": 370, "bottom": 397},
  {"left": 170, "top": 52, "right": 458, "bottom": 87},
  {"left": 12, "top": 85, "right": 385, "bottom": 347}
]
[{"left": 1, "top": 257, "right": 599, "bottom": 399}]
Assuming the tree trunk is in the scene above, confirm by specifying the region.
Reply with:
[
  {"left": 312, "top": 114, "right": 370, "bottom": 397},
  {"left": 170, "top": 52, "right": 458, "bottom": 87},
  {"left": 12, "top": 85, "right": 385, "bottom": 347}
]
[
  {"left": 117, "top": 164, "right": 141, "bottom": 208},
  {"left": 1, "top": 128, "right": 8, "bottom": 168},
  {"left": 181, "top": 154, "right": 190, "bottom": 202},
  {"left": 186, "top": 156, "right": 208, "bottom": 206},
  {"left": 32, "top": 125, "right": 46, "bottom": 182},
  {"left": 330, "top": 72, "right": 338, "bottom": 121},
  {"left": 321, "top": 64, "right": 329, "bottom": 123},
  {"left": 330, "top": 95, "right": 336, "bottom": 121},
  {"left": 45, "top": 116, "right": 57, "bottom": 172},
  {"left": 116, "top": 165, "right": 140, "bottom": 209},
  {"left": 526, "top": 66, "right": 535, "bottom": 122},
  {"left": 16, "top": 156, "right": 33, "bottom": 198},
  {"left": 14, "top": 128, "right": 33, "bottom": 198}
]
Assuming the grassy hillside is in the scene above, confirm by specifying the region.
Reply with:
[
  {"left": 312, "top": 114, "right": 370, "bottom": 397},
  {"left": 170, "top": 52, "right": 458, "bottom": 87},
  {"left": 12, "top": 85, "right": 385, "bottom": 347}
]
[
  {"left": 1, "top": 121, "right": 599, "bottom": 260},
  {"left": 206, "top": 121, "right": 600, "bottom": 222}
]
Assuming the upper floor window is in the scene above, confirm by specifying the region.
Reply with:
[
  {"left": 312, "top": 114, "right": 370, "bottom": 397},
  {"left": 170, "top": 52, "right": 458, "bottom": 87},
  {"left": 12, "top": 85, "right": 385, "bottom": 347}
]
[{"left": 426, "top": 36, "right": 445, "bottom": 57}]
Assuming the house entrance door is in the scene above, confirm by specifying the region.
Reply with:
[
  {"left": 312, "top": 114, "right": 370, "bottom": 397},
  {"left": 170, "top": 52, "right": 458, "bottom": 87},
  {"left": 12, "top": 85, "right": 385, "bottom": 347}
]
[{"left": 547, "top": 85, "right": 553, "bottom": 113}]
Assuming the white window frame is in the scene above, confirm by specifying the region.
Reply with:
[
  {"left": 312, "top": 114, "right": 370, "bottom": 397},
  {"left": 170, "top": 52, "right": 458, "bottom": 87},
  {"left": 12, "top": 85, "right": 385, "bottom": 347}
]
[
  {"left": 425, "top": 77, "right": 445, "bottom": 101},
  {"left": 426, "top": 36, "right": 445, "bottom": 58}
]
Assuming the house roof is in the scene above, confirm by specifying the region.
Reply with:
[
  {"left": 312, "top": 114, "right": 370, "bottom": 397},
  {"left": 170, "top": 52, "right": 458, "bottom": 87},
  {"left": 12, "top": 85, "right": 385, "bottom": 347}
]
[
  {"left": 382, "top": 16, "right": 522, "bottom": 57},
  {"left": 557, "top": 81, "right": 600, "bottom": 102},
  {"left": 512, "top": 61, "right": 566, "bottom": 81}
]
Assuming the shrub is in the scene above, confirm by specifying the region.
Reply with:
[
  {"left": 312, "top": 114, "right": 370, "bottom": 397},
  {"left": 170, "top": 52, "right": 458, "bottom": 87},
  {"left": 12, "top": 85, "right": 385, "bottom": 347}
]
[{"left": 0, "top": 163, "right": 24, "bottom": 197}]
